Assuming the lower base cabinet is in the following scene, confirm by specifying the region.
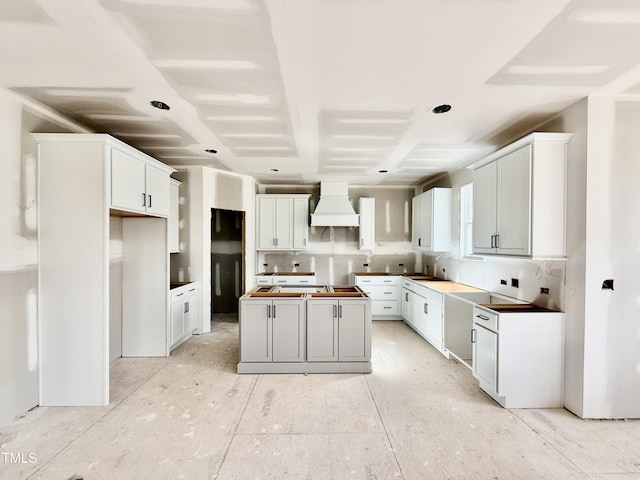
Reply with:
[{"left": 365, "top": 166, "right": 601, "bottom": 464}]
[
  {"left": 238, "top": 296, "right": 371, "bottom": 373},
  {"left": 307, "top": 299, "right": 371, "bottom": 362},
  {"left": 472, "top": 306, "right": 564, "bottom": 408},
  {"left": 170, "top": 283, "right": 199, "bottom": 351},
  {"left": 401, "top": 282, "right": 445, "bottom": 355},
  {"left": 240, "top": 298, "right": 306, "bottom": 362}
]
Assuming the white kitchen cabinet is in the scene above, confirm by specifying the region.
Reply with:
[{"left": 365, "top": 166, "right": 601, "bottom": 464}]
[
  {"left": 169, "top": 179, "right": 181, "bottom": 253},
  {"left": 256, "top": 194, "right": 310, "bottom": 250},
  {"left": 417, "top": 296, "right": 443, "bottom": 351},
  {"left": 471, "top": 305, "right": 564, "bottom": 408},
  {"left": 111, "top": 148, "right": 171, "bottom": 217},
  {"left": 471, "top": 132, "right": 572, "bottom": 258},
  {"left": 239, "top": 298, "right": 306, "bottom": 362},
  {"left": 411, "top": 188, "right": 452, "bottom": 252},
  {"left": 352, "top": 274, "right": 401, "bottom": 320},
  {"left": 306, "top": 301, "right": 339, "bottom": 362},
  {"left": 307, "top": 298, "right": 371, "bottom": 362},
  {"left": 271, "top": 274, "right": 316, "bottom": 286},
  {"left": 170, "top": 282, "right": 198, "bottom": 350},
  {"left": 293, "top": 196, "right": 310, "bottom": 249},
  {"left": 358, "top": 197, "right": 375, "bottom": 250},
  {"left": 35, "top": 133, "right": 174, "bottom": 407}
]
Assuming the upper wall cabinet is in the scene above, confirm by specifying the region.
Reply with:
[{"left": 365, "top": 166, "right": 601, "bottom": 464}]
[
  {"left": 412, "top": 187, "right": 452, "bottom": 252},
  {"left": 256, "top": 194, "right": 310, "bottom": 250},
  {"left": 111, "top": 148, "right": 171, "bottom": 217},
  {"left": 471, "top": 132, "right": 572, "bottom": 258},
  {"left": 358, "top": 197, "right": 375, "bottom": 250}
]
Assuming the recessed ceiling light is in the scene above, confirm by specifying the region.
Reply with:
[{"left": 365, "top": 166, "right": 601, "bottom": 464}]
[
  {"left": 150, "top": 100, "right": 170, "bottom": 110},
  {"left": 194, "top": 93, "right": 270, "bottom": 105},
  {"left": 153, "top": 59, "right": 258, "bottom": 70},
  {"left": 507, "top": 64, "right": 610, "bottom": 75},
  {"left": 572, "top": 9, "right": 640, "bottom": 24},
  {"left": 432, "top": 104, "right": 452, "bottom": 114},
  {"left": 205, "top": 149, "right": 217, "bottom": 154}
]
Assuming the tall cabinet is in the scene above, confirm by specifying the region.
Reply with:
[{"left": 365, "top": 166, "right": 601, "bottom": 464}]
[{"left": 35, "top": 134, "right": 174, "bottom": 407}]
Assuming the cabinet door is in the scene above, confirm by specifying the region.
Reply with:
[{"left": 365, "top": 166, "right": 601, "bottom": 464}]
[
  {"left": 422, "top": 298, "right": 443, "bottom": 350},
  {"left": 473, "top": 161, "right": 497, "bottom": 254},
  {"left": 257, "top": 197, "right": 277, "bottom": 249},
  {"left": 307, "top": 300, "right": 338, "bottom": 362},
  {"left": 185, "top": 296, "right": 197, "bottom": 333},
  {"left": 145, "top": 164, "right": 170, "bottom": 217},
  {"left": 411, "top": 195, "right": 423, "bottom": 248},
  {"left": 111, "top": 148, "right": 146, "bottom": 213},
  {"left": 292, "top": 197, "right": 309, "bottom": 249},
  {"left": 171, "top": 301, "right": 184, "bottom": 347},
  {"left": 473, "top": 324, "right": 498, "bottom": 393},
  {"left": 358, "top": 198, "right": 375, "bottom": 250},
  {"left": 338, "top": 300, "right": 371, "bottom": 361},
  {"left": 169, "top": 181, "right": 180, "bottom": 253},
  {"left": 414, "top": 297, "right": 429, "bottom": 335},
  {"left": 274, "top": 197, "right": 293, "bottom": 249},
  {"left": 401, "top": 289, "right": 413, "bottom": 323},
  {"left": 272, "top": 301, "right": 305, "bottom": 362},
  {"left": 496, "top": 146, "right": 532, "bottom": 256},
  {"left": 240, "top": 300, "right": 272, "bottom": 362},
  {"left": 421, "top": 190, "right": 433, "bottom": 250}
]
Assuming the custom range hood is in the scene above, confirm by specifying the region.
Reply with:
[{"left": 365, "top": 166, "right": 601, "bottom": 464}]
[{"left": 310, "top": 181, "right": 359, "bottom": 226}]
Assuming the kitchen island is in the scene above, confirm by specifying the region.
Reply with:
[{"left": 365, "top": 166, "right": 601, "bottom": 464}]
[{"left": 238, "top": 285, "right": 371, "bottom": 374}]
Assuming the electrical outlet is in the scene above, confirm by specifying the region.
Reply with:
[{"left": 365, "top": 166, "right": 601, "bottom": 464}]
[
  {"left": 500, "top": 279, "right": 507, "bottom": 285},
  {"left": 398, "top": 263, "right": 404, "bottom": 267},
  {"left": 540, "top": 287, "right": 550, "bottom": 295},
  {"left": 511, "top": 278, "right": 519, "bottom": 288},
  {"left": 363, "top": 263, "right": 369, "bottom": 267}
]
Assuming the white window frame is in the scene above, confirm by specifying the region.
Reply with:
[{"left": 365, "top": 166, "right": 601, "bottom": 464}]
[{"left": 460, "top": 182, "right": 480, "bottom": 260}]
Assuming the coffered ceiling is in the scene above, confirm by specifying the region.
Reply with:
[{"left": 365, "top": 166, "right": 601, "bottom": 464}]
[{"left": 2, "top": 0, "right": 640, "bottom": 185}]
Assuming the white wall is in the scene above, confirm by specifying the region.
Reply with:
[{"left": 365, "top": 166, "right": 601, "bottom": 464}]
[{"left": 0, "top": 89, "right": 83, "bottom": 426}]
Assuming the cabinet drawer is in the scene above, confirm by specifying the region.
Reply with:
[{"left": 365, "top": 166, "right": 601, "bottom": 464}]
[
  {"left": 473, "top": 307, "right": 498, "bottom": 332},
  {"left": 359, "top": 285, "right": 398, "bottom": 300},
  {"left": 170, "top": 283, "right": 198, "bottom": 303},
  {"left": 272, "top": 276, "right": 316, "bottom": 285},
  {"left": 372, "top": 300, "right": 398, "bottom": 316},
  {"left": 255, "top": 276, "right": 273, "bottom": 286},
  {"left": 354, "top": 276, "right": 399, "bottom": 286}
]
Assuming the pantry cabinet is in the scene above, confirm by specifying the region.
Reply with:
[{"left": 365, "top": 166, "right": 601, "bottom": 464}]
[
  {"left": 256, "top": 194, "right": 310, "bottom": 250},
  {"left": 411, "top": 187, "right": 452, "bottom": 252},
  {"left": 471, "top": 132, "right": 572, "bottom": 258},
  {"left": 35, "top": 133, "right": 174, "bottom": 407}
]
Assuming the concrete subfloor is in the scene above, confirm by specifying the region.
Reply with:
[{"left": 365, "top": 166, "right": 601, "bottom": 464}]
[{"left": 2, "top": 317, "right": 640, "bottom": 480}]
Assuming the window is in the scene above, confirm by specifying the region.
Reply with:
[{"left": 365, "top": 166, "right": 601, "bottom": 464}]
[{"left": 460, "top": 182, "right": 474, "bottom": 258}]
